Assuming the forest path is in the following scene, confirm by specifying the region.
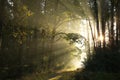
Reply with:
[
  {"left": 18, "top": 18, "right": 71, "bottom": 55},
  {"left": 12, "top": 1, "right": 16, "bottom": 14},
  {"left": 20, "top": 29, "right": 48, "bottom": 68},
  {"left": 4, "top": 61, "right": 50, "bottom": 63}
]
[{"left": 48, "top": 70, "right": 77, "bottom": 80}]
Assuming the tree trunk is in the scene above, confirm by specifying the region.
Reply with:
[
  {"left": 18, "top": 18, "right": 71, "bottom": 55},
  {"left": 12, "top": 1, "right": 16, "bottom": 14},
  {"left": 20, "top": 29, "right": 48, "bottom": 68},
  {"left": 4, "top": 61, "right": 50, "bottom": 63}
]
[
  {"left": 95, "top": 0, "right": 100, "bottom": 37},
  {"left": 115, "top": 0, "right": 120, "bottom": 47},
  {"left": 99, "top": 0, "right": 106, "bottom": 48},
  {"left": 110, "top": 0, "right": 115, "bottom": 49}
]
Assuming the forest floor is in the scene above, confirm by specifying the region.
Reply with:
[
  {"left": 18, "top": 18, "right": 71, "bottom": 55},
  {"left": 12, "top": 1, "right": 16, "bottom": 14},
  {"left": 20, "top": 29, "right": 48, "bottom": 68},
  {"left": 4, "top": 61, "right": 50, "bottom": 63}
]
[
  {"left": 48, "top": 71, "right": 76, "bottom": 80},
  {"left": 2, "top": 69, "right": 120, "bottom": 80},
  {"left": 48, "top": 71, "right": 120, "bottom": 80},
  {"left": 19, "top": 69, "right": 77, "bottom": 80}
]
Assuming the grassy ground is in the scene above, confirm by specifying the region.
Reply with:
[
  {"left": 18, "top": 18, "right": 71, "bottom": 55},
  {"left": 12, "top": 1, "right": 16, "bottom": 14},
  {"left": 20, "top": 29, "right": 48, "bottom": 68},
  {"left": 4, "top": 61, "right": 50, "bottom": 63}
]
[
  {"left": 2, "top": 68, "right": 120, "bottom": 80},
  {"left": 18, "top": 70, "right": 120, "bottom": 80}
]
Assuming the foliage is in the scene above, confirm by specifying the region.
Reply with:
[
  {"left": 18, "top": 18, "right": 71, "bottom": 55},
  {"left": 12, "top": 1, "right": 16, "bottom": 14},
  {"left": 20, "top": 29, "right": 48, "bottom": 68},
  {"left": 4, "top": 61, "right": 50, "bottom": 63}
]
[
  {"left": 0, "top": 0, "right": 120, "bottom": 80},
  {"left": 12, "top": 1, "right": 33, "bottom": 26},
  {"left": 83, "top": 48, "right": 120, "bottom": 72},
  {"left": 74, "top": 71, "right": 120, "bottom": 80},
  {"left": 64, "top": 33, "right": 85, "bottom": 44},
  {"left": 21, "top": 72, "right": 49, "bottom": 80}
]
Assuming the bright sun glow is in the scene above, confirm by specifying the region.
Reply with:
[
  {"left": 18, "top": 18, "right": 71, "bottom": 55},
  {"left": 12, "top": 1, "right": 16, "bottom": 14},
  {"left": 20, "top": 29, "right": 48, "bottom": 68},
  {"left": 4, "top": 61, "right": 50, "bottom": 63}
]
[
  {"left": 99, "top": 35, "right": 104, "bottom": 41},
  {"left": 72, "top": 58, "right": 82, "bottom": 68},
  {"left": 72, "top": 43, "right": 87, "bottom": 69},
  {"left": 71, "top": 52, "right": 87, "bottom": 70}
]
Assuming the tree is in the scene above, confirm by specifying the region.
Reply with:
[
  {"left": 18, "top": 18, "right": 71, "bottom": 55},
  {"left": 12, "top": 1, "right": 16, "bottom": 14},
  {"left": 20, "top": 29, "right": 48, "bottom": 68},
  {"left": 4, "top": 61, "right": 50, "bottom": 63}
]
[{"left": 115, "top": 0, "right": 120, "bottom": 47}]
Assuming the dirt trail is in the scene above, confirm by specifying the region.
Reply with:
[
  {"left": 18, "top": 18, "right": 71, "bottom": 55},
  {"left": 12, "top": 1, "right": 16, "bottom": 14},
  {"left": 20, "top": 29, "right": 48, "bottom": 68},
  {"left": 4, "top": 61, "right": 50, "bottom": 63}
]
[{"left": 48, "top": 71, "right": 75, "bottom": 80}]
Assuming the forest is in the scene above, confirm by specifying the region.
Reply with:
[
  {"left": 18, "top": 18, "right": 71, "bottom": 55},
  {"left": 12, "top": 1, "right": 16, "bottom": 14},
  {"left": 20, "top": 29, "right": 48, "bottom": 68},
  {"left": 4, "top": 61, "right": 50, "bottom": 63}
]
[{"left": 0, "top": 0, "right": 120, "bottom": 80}]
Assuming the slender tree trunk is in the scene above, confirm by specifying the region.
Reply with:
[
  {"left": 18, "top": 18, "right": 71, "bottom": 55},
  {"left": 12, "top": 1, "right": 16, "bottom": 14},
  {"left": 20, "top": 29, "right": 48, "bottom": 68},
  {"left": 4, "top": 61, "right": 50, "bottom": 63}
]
[
  {"left": 115, "top": 1, "right": 120, "bottom": 47},
  {"left": 110, "top": 0, "right": 115, "bottom": 49},
  {"left": 96, "top": 0, "right": 102, "bottom": 47},
  {"left": 95, "top": 0, "right": 100, "bottom": 37},
  {"left": 100, "top": 0, "right": 106, "bottom": 48},
  {"left": 101, "top": 18, "right": 106, "bottom": 48},
  {"left": 107, "top": 21, "right": 111, "bottom": 44},
  {"left": 88, "top": 18, "right": 96, "bottom": 50},
  {"left": 0, "top": 0, "right": 7, "bottom": 52}
]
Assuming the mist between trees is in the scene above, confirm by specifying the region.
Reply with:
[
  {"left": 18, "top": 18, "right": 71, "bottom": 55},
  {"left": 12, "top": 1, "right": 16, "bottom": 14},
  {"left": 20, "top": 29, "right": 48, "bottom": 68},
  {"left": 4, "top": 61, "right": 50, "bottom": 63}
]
[{"left": 0, "top": 0, "right": 120, "bottom": 80}]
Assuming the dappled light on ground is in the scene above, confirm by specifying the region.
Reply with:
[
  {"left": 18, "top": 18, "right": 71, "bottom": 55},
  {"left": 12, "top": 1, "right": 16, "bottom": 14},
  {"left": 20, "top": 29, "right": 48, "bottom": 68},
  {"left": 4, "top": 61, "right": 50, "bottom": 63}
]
[{"left": 49, "top": 75, "right": 62, "bottom": 80}]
